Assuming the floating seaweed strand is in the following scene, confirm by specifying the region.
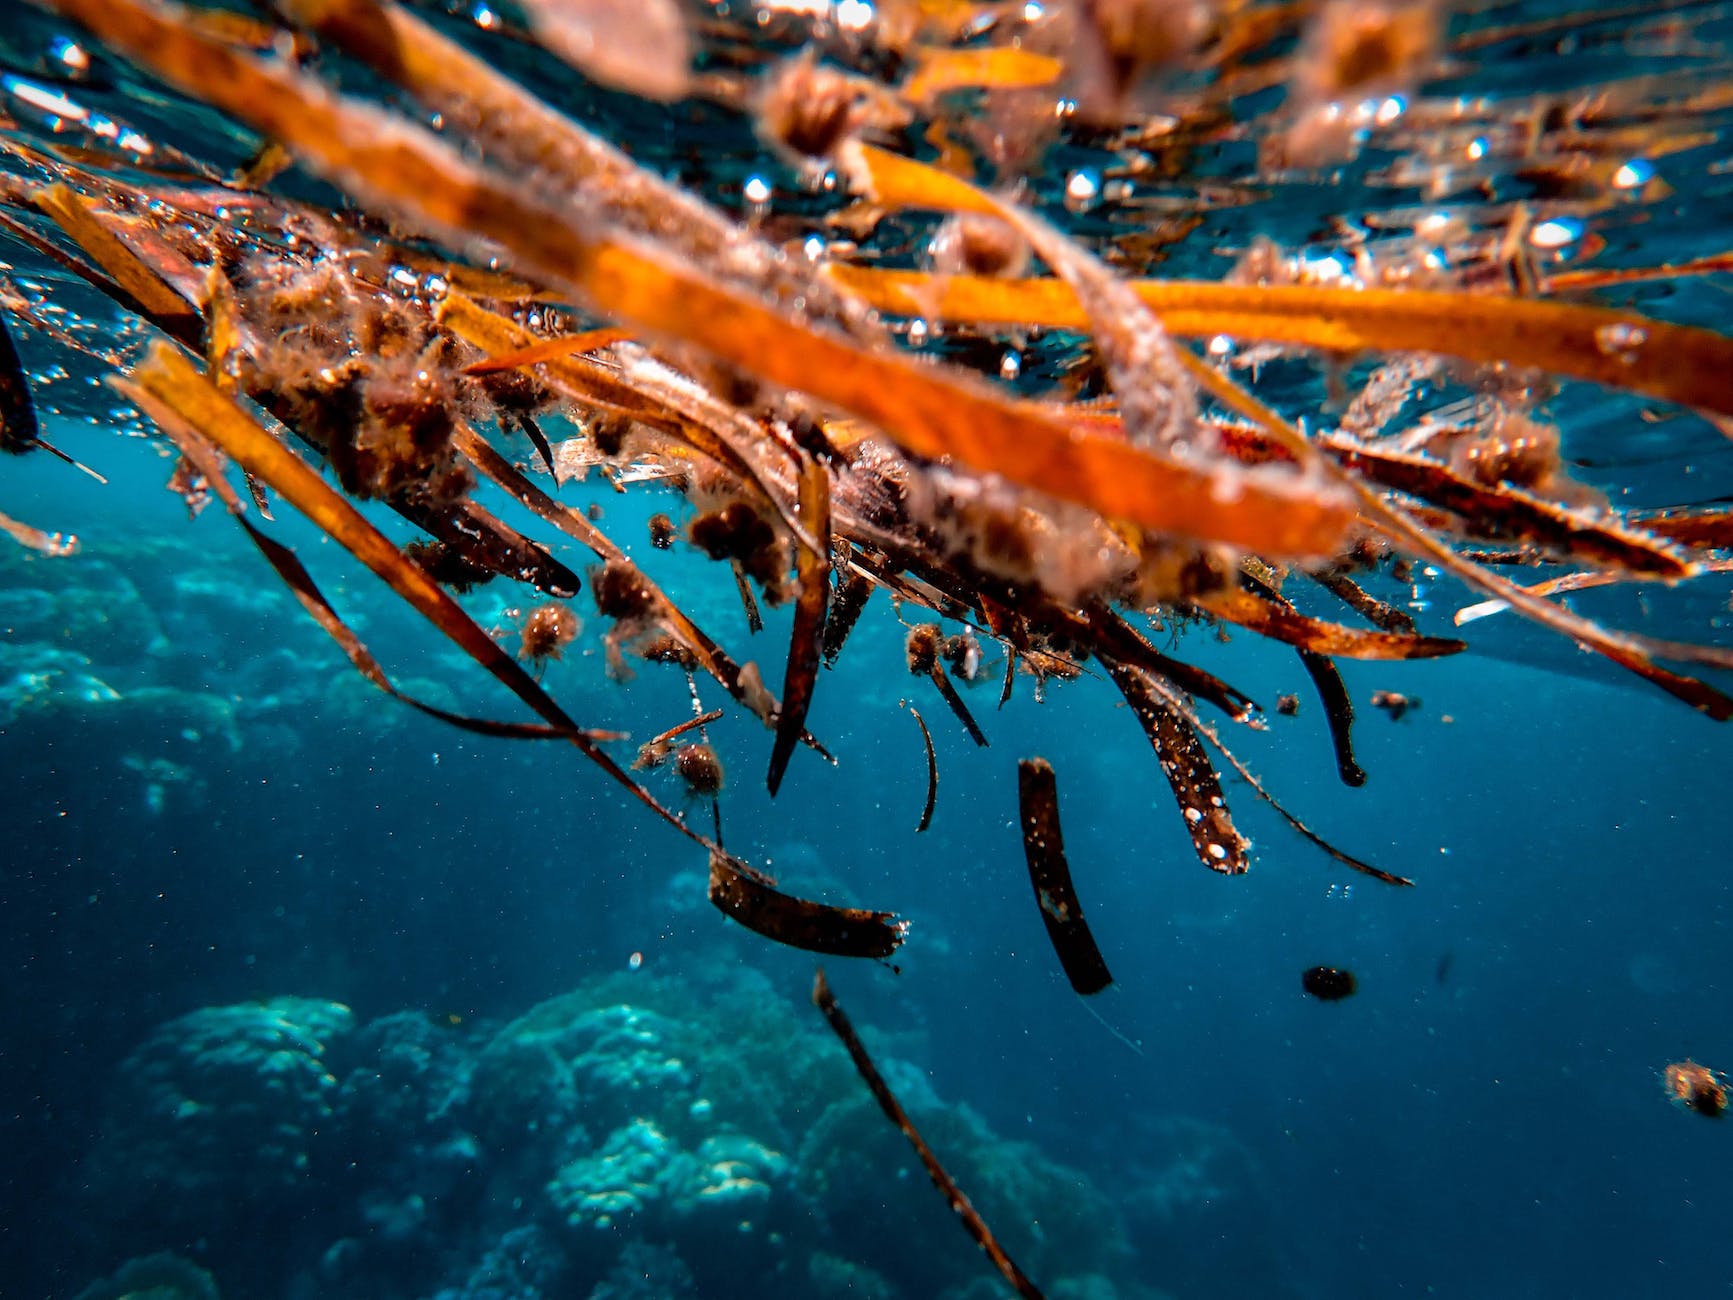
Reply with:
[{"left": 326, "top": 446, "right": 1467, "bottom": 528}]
[
  {"left": 13, "top": 3, "right": 1733, "bottom": 1289},
  {"left": 812, "top": 969, "right": 1048, "bottom": 1300},
  {"left": 20, "top": 0, "right": 1732, "bottom": 922}
]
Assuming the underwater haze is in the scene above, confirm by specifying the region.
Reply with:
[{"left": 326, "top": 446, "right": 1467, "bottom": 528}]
[{"left": 4, "top": 2, "right": 1733, "bottom": 1299}]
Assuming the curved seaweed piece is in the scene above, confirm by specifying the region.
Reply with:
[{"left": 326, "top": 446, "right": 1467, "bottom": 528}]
[
  {"left": 1137, "top": 664, "right": 1416, "bottom": 888},
  {"left": 708, "top": 853, "right": 906, "bottom": 959},
  {"left": 1102, "top": 657, "right": 1251, "bottom": 876},
  {"left": 906, "top": 702, "right": 937, "bottom": 833},
  {"left": 1017, "top": 758, "right": 1113, "bottom": 996},
  {"left": 1296, "top": 650, "right": 1367, "bottom": 789}
]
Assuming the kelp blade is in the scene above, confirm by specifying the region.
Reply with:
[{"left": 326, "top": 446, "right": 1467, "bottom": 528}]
[
  {"left": 1017, "top": 758, "right": 1113, "bottom": 996},
  {"left": 708, "top": 853, "right": 906, "bottom": 959}
]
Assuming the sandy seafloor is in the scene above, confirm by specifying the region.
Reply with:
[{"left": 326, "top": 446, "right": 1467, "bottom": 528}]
[{"left": 2, "top": 406, "right": 1731, "bottom": 1300}]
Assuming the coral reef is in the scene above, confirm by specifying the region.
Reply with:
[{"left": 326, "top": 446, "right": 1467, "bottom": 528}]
[
  {"left": 82, "top": 997, "right": 353, "bottom": 1234},
  {"left": 65, "top": 970, "right": 1261, "bottom": 1300},
  {"left": 72, "top": 1253, "right": 221, "bottom": 1300}
]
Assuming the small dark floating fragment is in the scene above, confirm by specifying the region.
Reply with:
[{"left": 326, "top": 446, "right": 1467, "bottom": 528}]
[
  {"left": 1300, "top": 650, "right": 1367, "bottom": 787},
  {"left": 675, "top": 742, "right": 725, "bottom": 796},
  {"left": 1664, "top": 1060, "right": 1728, "bottom": 1118},
  {"left": 1370, "top": 689, "right": 1419, "bottom": 721},
  {"left": 592, "top": 558, "right": 657, "bottom": 619},
  {"left": 0, "top": 309, "right": 41, "bottom": 454},
  {"left": 519, "top": 601, "right": 581, "bottom": 664},
  {"left": 1017, "top": 758, "right": 1113, "bottom": 996},
  {"left": 648, "top": 512, "right": 676, "bottom": 549},
  {"left": 823, "top": 565, "right": 872, "bottom": 666},
  {"left": 908, "top": 623, "right": 989, "bottom": 746},
  {"left": 708, "top": 852, "right": 905, "bottom": 959},
  {"left": 907, "top": 703, "right": 937, "bottom": 833},
  {"left": 1275, "top": 693, "right": 1300, "bottom": 716},
  {"left": 402, "top": 538, "right": 494, "bottom": 593},
  {"left": 1302, "top": 966, "right": 1358, "bottom": 1001},
  {"left": 812, "top": 969, "right": 1048, "bottom": 1300}
]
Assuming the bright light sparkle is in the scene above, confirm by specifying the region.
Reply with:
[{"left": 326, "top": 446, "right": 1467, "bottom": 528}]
[
  {"left": 835, "top": 0, "right": 874, "bottom": 31},
  {"left": 1529, "top": 218, "right": 1581, "bottom": 249}
]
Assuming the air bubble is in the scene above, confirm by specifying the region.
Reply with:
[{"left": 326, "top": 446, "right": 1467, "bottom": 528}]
[
  {"left": 1594, "top": 322, "right": 1647, "bottom": 365},
  {"left": 1064, "top": 169, "right": 1100, "bottom": 213}
]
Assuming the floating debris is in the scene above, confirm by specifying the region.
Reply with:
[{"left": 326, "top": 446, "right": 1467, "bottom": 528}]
[
  {"left": 1017, "top": 758, "right": 1113, "bottom": 996},
  {"left": 519, "top": 602, "right": 581, "bottom": 665},
  {"left": 1663, "top": 1060, "right": 1728, "bottom": 1118},
  {"left": 1302, "top": 966, "right": 1359, "bottom": 1001},
  {"left": 813, "top": 969, "right": 1048, "bottom": 1300},
  {"left": 709, "top": 853, "right": 905, "bottom": 960},
  {"left": 906, "top": 703, "right": 937, "bottom": 834},
  {"left": 1370, "top": 690, "right": 1420, "bottom": 722}
]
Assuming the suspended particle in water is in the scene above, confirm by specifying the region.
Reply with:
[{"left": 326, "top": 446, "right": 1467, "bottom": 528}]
[
  {"left": 1302, "top": 965, "right": 1357, "bottom": 1000},
  {"left": 1369, "top": 689, "right": 1417, "bottom": 721},
  {"left": 648, "top": 512, "right": 675, "bottom": 549},
  {"left": 1275, "top": 693, "right": 1300, "bottom": 716},
  {"left": 1064, "top": 168, "right": 1101, "bottom": 213},
  {"left": 519, "top": 601, "right": 581, "bottom": 663},
  {"left": 743, "top": 174, "right": 773, "bottom": 219},
  {"left": 675, "top": 742, "right": 725, "bottom": 796},
  {"left": 1663, "top": 1060, "right": 1727, "bottom": 1118}
]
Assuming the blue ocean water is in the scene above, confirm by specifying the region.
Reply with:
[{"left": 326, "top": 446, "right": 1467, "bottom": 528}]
[{"left": 3, "top": 3, "right": 1733, "bottom": 1299}]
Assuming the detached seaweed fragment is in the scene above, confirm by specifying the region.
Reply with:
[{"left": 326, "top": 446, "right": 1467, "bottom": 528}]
[
  {"left": 1017, "top": 758, "right": 1113, "bottom": 996},
  {"left": 904, "top": 702, "right": 938, "bottom": 833},
  {"left": 708, "top": 853, "right": 906, "bottom": 960},
  {"left": 812, "top": 969, "right": 1048, "bottom": 1300}
]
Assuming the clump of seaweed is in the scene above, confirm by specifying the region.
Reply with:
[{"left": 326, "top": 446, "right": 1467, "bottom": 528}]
[{"left": 9, "top": 0, "right": 1733, "bottom": 1290}]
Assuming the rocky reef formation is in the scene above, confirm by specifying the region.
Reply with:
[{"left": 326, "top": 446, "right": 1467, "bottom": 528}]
[{"left": 63, "top": 968, "right": 1286, "bottom": 1300}]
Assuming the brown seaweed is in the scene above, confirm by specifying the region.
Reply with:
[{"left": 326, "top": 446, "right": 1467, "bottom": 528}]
[
  {"left": 767, "top": 455, "right": 832, "bottom": 795},
  {"left": 1192, "top": 583, "right": 1466, "bottom": 662},
  {"left": 812, "top": 969, "right": 1048, "bottom": 1300},
  {"left": 0, "top": 310, "right": 40, "bottom": 455},
  {"left": 1017, "top": 758, "right": 1113, "bottom": 996},
  {"left": 1298, "top": 650, "right": 1368, "bottom": 788},
  {"left": 1104, "top": 659, "right": 1252, "bottom": 876},
  {"left": 118, "top": 342, "right": 722, "bottom": 852},
  {"left": 823, "top": 562, "right": 873, "bottom": 667},
  {"left": 1136, "top": 668, "right": 1416, "bottom": 887},
  {"left": 708, "top": 853, "right": 906, "bottom": 959},
  {"left": 906, "top": 703, "right": 937, "bottom": 833},
  {"left": 0, "top": 509, "right": 77, "bottom": 555},
  {"left": 908, "top": 623, "right": 990, "bottom": 747}
]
